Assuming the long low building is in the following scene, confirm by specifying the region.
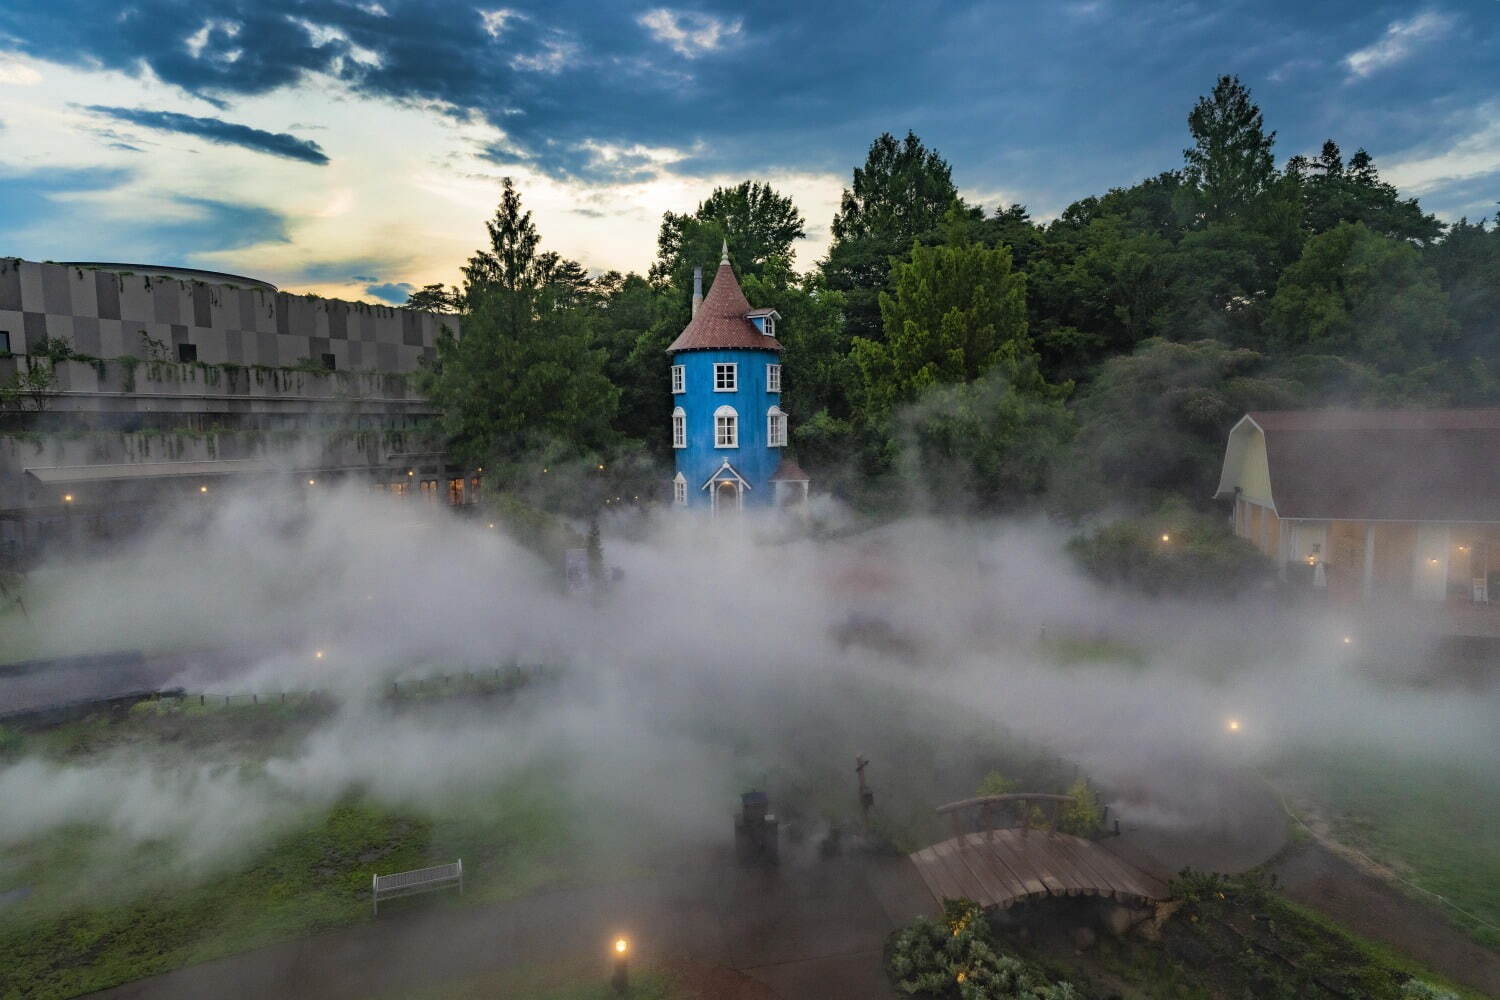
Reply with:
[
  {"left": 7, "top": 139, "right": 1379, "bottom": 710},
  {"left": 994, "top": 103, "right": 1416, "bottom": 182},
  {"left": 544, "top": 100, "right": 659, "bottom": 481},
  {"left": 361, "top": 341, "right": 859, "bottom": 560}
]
[
  {"left": 1215, "top": 409, "right": 1499, "bottom": 606},
  {"left": 0, "top": 258, "right": 474, "bottom": 560}
]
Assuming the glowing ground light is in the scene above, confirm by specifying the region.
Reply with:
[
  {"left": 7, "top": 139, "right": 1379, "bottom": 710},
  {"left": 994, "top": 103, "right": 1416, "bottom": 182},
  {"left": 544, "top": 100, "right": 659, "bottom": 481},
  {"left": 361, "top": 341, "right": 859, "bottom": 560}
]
[
  {"left": 199, "top": 485, "right": 208, "bottom": 493},
  {"left": 1226, "top": 718, "right": 1241, "bottom": 732},
  {"left": 614, "top": 937, "right": 628, "bottom": 955},
  {"left": 487, "top": 523, "right": 496, "bottom": 529},
  {"left": 1343, "top": 636, "right": 1353, "bottom": 645},
  {"left": 62, "top": 494, "right": 74, "bottom": 503},
  {"left": 598, "top": 464, "right": 605, "bottom": 470},
  {"left": 314, "top": 650, "right": 325, "bottom": 660},
  {"left": 1160, "top": 533, "right": 1170, "bottom": 542},
  {"left": 308, "top": 478, "right": 317, "bottom": 486}
]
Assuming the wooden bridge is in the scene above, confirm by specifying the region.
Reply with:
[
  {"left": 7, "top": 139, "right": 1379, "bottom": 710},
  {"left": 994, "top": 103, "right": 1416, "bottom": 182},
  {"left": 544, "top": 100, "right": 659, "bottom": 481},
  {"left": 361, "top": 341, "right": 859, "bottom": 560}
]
[{"left": 908, "top": 794, "right": 1170, "bottom": 911}]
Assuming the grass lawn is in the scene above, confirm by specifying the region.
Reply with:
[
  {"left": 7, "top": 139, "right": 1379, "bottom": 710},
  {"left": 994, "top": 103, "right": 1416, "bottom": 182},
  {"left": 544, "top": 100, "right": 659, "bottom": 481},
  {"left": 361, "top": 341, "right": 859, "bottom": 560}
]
[
  {"left": 0, "top": 700, "right": 580, "bottom": 1000},
  {"left": 1266, "top": 747, "right": 1500, "bottom": 951}
]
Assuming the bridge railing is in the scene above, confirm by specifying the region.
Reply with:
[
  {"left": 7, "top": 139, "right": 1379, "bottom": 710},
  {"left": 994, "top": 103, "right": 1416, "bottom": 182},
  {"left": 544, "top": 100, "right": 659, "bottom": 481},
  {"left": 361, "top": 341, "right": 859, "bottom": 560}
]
[{"left": 935, "top": 793, "right": 1075, "bottom": 840}]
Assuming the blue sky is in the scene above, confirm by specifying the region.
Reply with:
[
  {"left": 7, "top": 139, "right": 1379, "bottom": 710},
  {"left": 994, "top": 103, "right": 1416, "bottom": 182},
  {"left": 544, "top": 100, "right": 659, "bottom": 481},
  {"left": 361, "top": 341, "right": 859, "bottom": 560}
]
[{"left": 1, "top": 1, "right": 1496, "bottom": 302}]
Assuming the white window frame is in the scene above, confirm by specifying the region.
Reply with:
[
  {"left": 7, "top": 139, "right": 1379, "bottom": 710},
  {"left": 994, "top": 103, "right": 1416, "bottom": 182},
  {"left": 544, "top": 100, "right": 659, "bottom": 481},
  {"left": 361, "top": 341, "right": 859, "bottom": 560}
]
[
  {"left": 673, "top": 472, "right": 687, "bottom": 506},
  {"left": 671, "top": 364, "right": 684, "bottom": 394},
  {"left": 671, "top": 406, "right": 686, "bottom": 449},
  {"left": 767, "top": 406, "right": 787, "bottom": 447},
  {"left": 766, "top": 364, "right": 781, "bottom": 393},
  {"left": 714, "top": 363, "right": 737, "bottom": 392},
  {"left": 714, "top": 404, "right": 738, "bottom": 448},
  {"left": 764, "top": 316, "right": 775, "bottom": 338}
]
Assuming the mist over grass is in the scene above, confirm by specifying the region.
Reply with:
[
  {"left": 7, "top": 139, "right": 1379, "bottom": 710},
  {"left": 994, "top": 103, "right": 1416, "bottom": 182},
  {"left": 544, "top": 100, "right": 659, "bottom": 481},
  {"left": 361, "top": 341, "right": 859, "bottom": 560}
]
[{"left": 0, "top": 487, "right": 1496, "bottom": 935}]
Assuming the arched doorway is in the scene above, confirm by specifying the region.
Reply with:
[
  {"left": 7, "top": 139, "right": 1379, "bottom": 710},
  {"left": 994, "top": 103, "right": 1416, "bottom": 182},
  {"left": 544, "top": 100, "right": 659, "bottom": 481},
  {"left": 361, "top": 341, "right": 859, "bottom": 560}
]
[{"left": 715, "top": 480, "right": 740, "bottom": 514}]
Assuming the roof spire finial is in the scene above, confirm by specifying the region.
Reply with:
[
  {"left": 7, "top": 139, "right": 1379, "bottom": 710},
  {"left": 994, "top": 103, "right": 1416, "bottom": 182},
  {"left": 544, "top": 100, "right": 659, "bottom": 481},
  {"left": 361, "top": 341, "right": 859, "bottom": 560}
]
[{"left": 720, "top": 239, "right": 729, "bottom": 266}]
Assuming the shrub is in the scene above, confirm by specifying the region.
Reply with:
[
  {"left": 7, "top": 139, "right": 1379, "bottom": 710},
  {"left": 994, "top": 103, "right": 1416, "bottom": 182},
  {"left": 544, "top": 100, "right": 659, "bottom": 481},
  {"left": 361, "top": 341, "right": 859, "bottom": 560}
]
[
  {"left": 976, "top": 772, "right": 1018, "bottom": 797},
  {"left": 1057, "top": 778, "right": 1102, "bottom": 837},
  {"left": 887, "top": 898, "right": 1077, "bottom": 999},
  {"left": 0, "top": 725, "right": 21, "bottom": 760},
  {"left": 1066, "top": 500, "right": 1273, "bottom": 598}
]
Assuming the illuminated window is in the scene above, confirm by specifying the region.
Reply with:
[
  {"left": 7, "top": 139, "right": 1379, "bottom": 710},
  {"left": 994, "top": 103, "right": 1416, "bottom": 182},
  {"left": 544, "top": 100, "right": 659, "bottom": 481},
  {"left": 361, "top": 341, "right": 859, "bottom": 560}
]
[
  {"left": 391, "top": 481, "right": 409, "bottom": 497},
  {"left": 673, "top": 472, "right": 687, "bottom": 506},
  {"left": 672, "top": 406, "right": 686, "bottom": 448},
  {"left": 420, "top": 480, "right": 439, "bottom": 502},
  {"left": 767, "top": 406, "right": 787, "bottom": 447},
  {"left": 714, "top": 363, "right": 737, "bottom": 392},
  {"left": 469, "top": 476, "right": 481, "bottom": 503},
  {"left": 671, "top": 365, "right": 684, "bottom": 394},
  {"left": 448, "top": 478, "right": 464, "bottom": 505},
  {"left": 766, "top": 364, "right": 781, "bottom": 393},
  {"left": 714, "top": 405, "right": 738, "bottom": 448}
]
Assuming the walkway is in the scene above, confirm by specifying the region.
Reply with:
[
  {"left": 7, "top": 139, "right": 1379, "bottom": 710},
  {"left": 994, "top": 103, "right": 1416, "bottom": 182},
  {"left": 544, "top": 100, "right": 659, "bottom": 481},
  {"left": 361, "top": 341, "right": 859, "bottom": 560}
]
[{"left": 89, "top": 847, "right": 936, "bottom": 1000}]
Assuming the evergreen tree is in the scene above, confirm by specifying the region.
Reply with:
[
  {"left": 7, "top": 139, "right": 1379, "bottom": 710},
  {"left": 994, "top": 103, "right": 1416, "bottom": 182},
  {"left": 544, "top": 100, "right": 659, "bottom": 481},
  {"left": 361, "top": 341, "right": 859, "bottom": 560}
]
[
  {"left": 1287, "top": 140, "right": 1443, "bottom": 245},
  {"left": 1183, "top": 75, "right": 1278, "bottom": 225},
  {"left": 419, "top": 179, "right": 619, "bottom": 469},
  {"left": 822, "top": 131, "right": 961, "bottom": 341}
]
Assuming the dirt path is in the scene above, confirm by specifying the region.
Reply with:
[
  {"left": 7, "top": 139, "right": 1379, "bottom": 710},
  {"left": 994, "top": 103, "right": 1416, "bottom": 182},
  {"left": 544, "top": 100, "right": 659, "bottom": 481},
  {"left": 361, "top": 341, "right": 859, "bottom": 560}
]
[
  {"left": 1270, "top": 841, "right": 1500, "bottom": 997},
  {"left": 87, "top": 850, "right": 935, "bottom": 1000}
]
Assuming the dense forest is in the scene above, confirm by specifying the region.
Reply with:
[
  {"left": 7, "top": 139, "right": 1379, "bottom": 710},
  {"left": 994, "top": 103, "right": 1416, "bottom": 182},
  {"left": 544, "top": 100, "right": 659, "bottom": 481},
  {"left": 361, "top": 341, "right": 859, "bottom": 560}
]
[{"left": 416, "top": 76, "right": 1499, "bottom": 525}]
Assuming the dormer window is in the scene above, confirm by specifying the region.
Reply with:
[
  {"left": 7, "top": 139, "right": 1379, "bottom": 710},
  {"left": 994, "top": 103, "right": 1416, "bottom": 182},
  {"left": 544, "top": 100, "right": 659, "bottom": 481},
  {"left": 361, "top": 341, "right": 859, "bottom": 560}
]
[{"left": 744, "top": 308, "right": 780, "bottom": 337}]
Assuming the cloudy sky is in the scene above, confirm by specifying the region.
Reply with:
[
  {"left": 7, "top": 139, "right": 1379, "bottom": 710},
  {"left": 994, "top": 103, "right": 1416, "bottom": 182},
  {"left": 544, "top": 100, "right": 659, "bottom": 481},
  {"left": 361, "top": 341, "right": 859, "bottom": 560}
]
[{"left": 1, "top": 1, "right": 1496, "bottom": 304}]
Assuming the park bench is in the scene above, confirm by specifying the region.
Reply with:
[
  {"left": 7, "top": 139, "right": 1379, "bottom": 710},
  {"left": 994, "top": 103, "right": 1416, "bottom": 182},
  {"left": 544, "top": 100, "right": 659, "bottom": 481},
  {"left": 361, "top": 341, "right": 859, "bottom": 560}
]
[{"left": 371, "top": 859, "right": 463, "bottom": 915}]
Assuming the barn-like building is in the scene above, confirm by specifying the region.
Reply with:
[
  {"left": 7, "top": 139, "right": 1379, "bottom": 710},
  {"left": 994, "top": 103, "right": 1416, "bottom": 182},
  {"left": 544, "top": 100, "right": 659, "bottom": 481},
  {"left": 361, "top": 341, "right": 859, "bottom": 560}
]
[{"left": 1215, "top": 409, "right": 1500, "bottom": 605}]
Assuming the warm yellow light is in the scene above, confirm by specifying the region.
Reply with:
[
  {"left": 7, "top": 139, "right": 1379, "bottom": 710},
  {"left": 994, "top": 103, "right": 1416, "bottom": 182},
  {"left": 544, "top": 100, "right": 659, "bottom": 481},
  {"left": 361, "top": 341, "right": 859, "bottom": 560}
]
[
  {"left": 1226, "top": 718, "right": 1241, "bottom": 732},
  {"left": 199, "top": 485, "right": 209, "bottom": 494},
  {"left": 1428, "top": 558, "right": 1440, "bottom": 565},
  {"left": 614, "top": 937, "right": 628, "bottom": 955},
  {"left": 407, "top": 469, "right": 414, "bottom": 476},
  {"left": 1458, "top": 545, "right": 1469, "bottom": 552},
  {"left": 308, "top": 478, "right": 317, "bottom": 486},
  {"left": 1342, "top": 636, "right": 1353, "bottom": 645},
  {"left": 476, "top": 467, "right": 483, "bottom": 473},
  {"left": 487, "top": 523, "right": 496, "bottom": 529},
  {"left": 314, "top": 650, "right": 325, "bottom": 660},
  {"left": 598, "top": 464, "right": 605, "bottom": 470},
  {"left": 1160, "top": 533, "right": 1170, "bottom": 543},
  {"left": 62, "top": 493, "right": 73, "bottom": 503},
  {"left": 542, "top": 467, "right": 548, "bottom": 473},
  {"left": 1306, "top": 555, "right": 1317, "bottom": 566}
]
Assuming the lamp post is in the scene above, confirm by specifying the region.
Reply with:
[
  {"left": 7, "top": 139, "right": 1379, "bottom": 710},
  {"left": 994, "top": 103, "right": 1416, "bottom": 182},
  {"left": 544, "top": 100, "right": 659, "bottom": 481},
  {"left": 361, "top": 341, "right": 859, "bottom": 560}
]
[{"left": 611, "top": 937, "right": 629, "bottom": 993}]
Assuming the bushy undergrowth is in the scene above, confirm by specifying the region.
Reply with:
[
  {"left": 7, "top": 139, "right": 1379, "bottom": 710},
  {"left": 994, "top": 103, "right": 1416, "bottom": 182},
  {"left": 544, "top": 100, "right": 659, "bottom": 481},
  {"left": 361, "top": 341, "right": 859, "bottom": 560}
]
[
  {"left": 887, "top": 899, "right": 1077, "bottom": 999},
  {"left": 1066, "top": 501, "right": 1273, "bottom": 598}
]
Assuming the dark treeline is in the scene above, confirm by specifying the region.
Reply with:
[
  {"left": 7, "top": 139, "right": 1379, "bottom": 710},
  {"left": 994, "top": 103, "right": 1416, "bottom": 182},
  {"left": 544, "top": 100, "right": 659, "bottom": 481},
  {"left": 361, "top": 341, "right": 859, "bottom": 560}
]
[{"left": 418, "top": 75, "right": 1499, "bottom": 521}]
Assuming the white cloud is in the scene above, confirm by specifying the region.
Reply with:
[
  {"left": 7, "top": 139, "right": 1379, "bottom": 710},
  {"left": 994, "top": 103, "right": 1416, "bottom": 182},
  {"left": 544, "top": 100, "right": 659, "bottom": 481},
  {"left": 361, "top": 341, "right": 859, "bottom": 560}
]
[
  {"left": 479, "top": 8, "right": 519, "bottom": 39},
  {"left": 1382, "top": 102, "right": 1500, "bottom": 198},
  {"left": 288, "top": 17, "right": 383, "bottom": 67},
  {"left": 1343, "top": 10, "right": 1454, "bottom": 80},
  {"left": 0, "top": 56, "right": 43, "bottom": 86},
  {"left": 510, "top": 37, "right": 579, "bottom": 74},
  {"left": 636, "top": 8, "right": 743, "bottom": 59}
]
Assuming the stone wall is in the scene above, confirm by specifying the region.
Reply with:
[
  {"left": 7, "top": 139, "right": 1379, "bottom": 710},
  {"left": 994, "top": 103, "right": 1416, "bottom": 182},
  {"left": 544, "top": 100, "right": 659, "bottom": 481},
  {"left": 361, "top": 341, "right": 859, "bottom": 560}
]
[{"left": 0, "top": 259, "right": 458, "bottom": 373}]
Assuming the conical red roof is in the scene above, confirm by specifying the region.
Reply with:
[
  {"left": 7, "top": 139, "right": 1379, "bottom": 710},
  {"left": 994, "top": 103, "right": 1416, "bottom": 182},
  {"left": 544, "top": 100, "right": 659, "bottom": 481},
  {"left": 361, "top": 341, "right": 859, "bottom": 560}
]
[{"left": 666, "top": 261, "right": 782, "bottom": 353}]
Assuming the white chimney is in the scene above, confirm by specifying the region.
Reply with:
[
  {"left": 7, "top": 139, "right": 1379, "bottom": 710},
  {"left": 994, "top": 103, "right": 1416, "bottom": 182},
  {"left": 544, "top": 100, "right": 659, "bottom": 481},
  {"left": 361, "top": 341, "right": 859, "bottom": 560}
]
[{"left": 691, "top": 266, "right": 703, "bottom": 318}]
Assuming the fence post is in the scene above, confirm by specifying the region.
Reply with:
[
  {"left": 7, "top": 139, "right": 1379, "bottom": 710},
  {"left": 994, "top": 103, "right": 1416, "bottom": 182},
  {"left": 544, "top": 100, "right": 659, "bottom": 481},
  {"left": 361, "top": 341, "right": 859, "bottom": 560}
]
[{"left": 372, "top": 874, "right": 379, "bottom": 916}]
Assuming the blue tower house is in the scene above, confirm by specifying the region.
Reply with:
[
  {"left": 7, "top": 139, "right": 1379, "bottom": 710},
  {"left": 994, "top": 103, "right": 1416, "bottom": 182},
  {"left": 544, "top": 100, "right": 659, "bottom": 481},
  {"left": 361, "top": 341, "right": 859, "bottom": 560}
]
[{"left": 667, "top": 243, "right": 809, "bottom": 513}]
